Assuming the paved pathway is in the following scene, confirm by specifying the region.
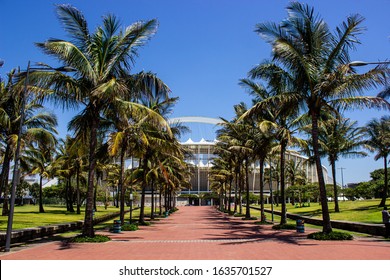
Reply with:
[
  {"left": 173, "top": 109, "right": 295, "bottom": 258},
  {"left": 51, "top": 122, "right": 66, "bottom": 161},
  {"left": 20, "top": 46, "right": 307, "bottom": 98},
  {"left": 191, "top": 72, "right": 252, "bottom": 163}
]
[{"left": 1, "top": 206, "right": 389, "bottom": 260}]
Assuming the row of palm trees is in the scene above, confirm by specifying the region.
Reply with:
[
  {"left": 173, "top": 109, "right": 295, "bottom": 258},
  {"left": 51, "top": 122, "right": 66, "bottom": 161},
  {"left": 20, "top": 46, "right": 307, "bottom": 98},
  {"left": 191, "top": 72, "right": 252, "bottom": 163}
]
[
  {"left": 210, "top": 2, "right": 389, "bottom": 234},
  {"left": 0, "top": 4, "right": 191, "bottom": 238},
  {"left": 1, "top": 3, "right": 389, "bottom": 240}
]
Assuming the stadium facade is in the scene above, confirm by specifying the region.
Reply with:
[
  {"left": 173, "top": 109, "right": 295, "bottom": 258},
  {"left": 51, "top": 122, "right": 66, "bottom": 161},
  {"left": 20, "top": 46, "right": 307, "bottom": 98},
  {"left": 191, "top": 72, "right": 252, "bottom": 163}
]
[{"left": 169, "top": 116, "right": 331, "bottom": 206}]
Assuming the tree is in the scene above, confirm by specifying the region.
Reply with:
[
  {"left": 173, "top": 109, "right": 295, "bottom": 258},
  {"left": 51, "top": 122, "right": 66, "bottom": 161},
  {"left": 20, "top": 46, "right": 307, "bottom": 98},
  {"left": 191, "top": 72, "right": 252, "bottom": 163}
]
[
  {"left": 317, "top": 117, "right": 367, "bottom": 212},
  {"left": 24, "top": 128, "right": 58, "bottom": 213},
  {"left": 239, "top": 66, "right": 303, "bottom": 225},
  {"left": 0, "top": 68, "right": 58, "bottom": 215},
  {"left": 239, "top": 79, "right": 278, "bottom": 222},
  {"left": 35, "top": 4, "right": 169, "bottom": 237},
  {"left": 255, "top": 2, "right": 389, "bottom": 233},
  {"left": 219, "top": 103, "right": 255, "bottom": 218},
  {"left": 365, "top": 116, "right": 390, "bottom": 206}
]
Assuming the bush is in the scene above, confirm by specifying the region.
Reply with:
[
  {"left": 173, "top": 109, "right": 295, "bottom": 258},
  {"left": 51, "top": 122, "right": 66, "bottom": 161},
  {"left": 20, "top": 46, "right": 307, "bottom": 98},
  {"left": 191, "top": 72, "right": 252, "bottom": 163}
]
[
  {"left": 71, "top": 234, "right": 111, "bottom": 243},
  {"left": 307, "top": 231, "right": 353, "bottom": 240},
  {"left": 242, "top": 217, "right": 257, "bottom": 220},
  {"left": 255, "top": 220, "right": 273, "bottom": 225},
  {"left": 234, "top": 213, "right": 245, "bottom": 217},
  {"left": 272, "top": 223, "right": 296, "bottom": 230},
  {"left": 139, "top": 221, "right": 151, "bottom": 226},
  {"left": 121, "top": 223, "right": 139, "bottom": 231}
]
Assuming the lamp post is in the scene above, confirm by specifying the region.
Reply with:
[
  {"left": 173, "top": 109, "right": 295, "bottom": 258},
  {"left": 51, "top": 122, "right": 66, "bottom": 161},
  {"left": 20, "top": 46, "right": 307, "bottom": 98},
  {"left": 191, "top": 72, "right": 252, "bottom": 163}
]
[
  {"left": 338, "top": 167, "right": 346, "bottom": 188},
  {"left": 4, "top": 61, "right": 75, "bottom": 252},
  {"left": 349, "top": 60, "right": 390, "bottom": 67},
  {"left": 338, "top": 167, "right": 346, "bottom": 201},
  {"left": 129, "top": 193, "right": 133, "bottom": 224}
]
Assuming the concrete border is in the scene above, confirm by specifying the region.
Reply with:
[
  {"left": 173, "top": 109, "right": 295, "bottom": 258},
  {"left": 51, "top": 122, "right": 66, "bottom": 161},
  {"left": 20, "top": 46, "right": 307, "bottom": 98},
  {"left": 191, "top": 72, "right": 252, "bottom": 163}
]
[
  {"left": 251, "top": 206, "right": 386, "bottom": 236},
  {"left": 0, "top": 208, "right": 139, "bottom": 246}
]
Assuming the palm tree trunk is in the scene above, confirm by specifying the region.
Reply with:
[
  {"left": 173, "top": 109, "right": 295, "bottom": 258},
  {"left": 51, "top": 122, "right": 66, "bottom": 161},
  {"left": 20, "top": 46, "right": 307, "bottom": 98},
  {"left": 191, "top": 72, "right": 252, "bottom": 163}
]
[
  {"left": 234, "top": 171, "right": 238, "bottom": 213},
  {"left": 151, "top": 181, "right": 155, "bottom": 219},
  {"left": 259, "top": 158, "right": 265, "bottom": 222},
  {"left": 65, "top": 178, "right": 70, "bottom": 211},
  {"left": 228, "top": 178, "right": 233, "bottom": 214},
  {"left": 331, "top": 160, "right": 340, "bottom": 212},
  {"left": 159, "top": 186, "right": 163, "bottom": 215},
  {"left": 239, "top": 169, "right": 243, "bottom": 214},
  {"left": 67, "top": 178, "right": 75, "bottom": 213},
  {"left": 39, "top": 175, "right": 45, "bottom": 213},
  {"left": 76, "top": 169, "right": 81, "bottom": 214},
  {"left": 379, "top": 156, "right": 388, "bottom": 207},
  {"left": 139, "top": 155, "right": 149, "bottom": 224},
  {"left": 280, "top": 139, "right": 287, "bottom": 225},
  {"left": 245, "top": 158, "right": 251, "bottom": 219},
  {"left": 1, "top": 145, "right": 11, "bottom": 216},
  {"left": 119, "top": 148, "right": 126, "bottom": 225},
  {"left": 82, "top": 118, "right": 98, "bottom": 237},
  {"left": 93, "top": 174, "right": 98, "bottom": 212},
  {"left": 312, "top": 113, "right": 332, "bottom": 233}
]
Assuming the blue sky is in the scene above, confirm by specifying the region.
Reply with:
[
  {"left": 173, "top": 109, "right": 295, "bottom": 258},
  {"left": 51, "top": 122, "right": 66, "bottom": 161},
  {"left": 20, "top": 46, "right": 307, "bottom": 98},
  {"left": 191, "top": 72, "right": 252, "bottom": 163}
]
[{"left": 0, "top": 0, "right": 389, "bottom": 185}]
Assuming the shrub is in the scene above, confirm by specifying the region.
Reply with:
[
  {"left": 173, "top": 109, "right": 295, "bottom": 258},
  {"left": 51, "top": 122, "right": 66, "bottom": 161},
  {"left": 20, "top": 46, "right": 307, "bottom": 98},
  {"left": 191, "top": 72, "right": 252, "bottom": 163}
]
[
  {"left": 307, "top": 231, "right": 353, "bottom": 240},
  {"left": 272, "top": 223, "right": 296, "bottom": 230},
  {"left": 234, "top": 213, "right": 245, "bottom": 217},
  {"left": 71, "top": 234, "right": 111, "bottom": 243},
  {"left": 242, "top": 217, "right": 257, "bottom": 220},
  {"left": 121, "top": 223, "right": 139, "bottom": 231},
  {"left": 255, "top": 220, "right": 273, "bottom": 225},
  {"left": 139, "top": 221, "right": 151, "bottom": 226}
]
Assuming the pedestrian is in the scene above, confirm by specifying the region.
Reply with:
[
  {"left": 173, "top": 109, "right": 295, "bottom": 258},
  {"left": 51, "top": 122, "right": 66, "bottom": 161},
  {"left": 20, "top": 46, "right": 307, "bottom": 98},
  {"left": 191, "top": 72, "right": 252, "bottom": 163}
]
[{"left": 382, "top": 206, "right": 390, "bottom": 238}]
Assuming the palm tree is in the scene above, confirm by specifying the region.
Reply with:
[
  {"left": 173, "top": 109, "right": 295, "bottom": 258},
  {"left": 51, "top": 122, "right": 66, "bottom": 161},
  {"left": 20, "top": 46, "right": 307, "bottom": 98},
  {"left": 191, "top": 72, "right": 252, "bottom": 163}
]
[
  {"left": 108, "top": 117, "right": 147, "bottom": 225},
  {"left": 316, "top": 117, "right": 367, "bottom": 212},
  {"left": 0, "top": 74, "right": 58, "bottom": 215},
  {"left": 285, "top": 159, "right": 307, "bottom": 187},
  {"left": 34, "top": 4, "right": 170, "bottom": 237},
  {"left": 365, "top": 116, "right": 390, "bottom": 207},
  {"left": 255, "top": 2, "right": 389, "bottom": 233},
  {"left": 24, "top": 128, "right": 58, "bottom": 213},
  {"left": 219, "top": 103, "right": 255, "bottom": 218},
  {"left": 239, "top": 68, "right": 303, "bottom": 225}
]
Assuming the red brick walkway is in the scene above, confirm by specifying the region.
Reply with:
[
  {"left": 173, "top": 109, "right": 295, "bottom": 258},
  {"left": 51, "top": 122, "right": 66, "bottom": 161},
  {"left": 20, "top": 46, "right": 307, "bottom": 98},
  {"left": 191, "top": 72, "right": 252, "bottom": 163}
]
[{"left": 1, "top": 206, "right": 389, "bottom": 260}]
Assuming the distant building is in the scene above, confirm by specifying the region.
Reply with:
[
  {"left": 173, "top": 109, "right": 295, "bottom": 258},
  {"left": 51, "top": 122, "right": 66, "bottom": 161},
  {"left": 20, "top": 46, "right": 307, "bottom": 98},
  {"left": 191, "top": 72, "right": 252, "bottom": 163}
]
[{"left": 168, "top": 116, "right": 330, "bottom": 206}]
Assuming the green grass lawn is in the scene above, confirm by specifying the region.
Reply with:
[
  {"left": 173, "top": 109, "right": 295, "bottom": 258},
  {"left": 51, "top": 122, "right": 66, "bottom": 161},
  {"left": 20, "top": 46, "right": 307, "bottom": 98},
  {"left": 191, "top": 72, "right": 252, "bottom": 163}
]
[
  {"left": 0, "top": 204, "right": 151, "bottom": 231},
  {"left": 253, "top": 198, "right": 387, "bottom": 224}
]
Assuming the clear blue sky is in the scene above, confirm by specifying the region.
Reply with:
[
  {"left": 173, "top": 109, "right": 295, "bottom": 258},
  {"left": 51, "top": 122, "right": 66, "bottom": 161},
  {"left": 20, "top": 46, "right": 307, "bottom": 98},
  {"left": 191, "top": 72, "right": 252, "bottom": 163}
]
[{"left": 0, "top": 0, "right": 389, "bottom": 185}]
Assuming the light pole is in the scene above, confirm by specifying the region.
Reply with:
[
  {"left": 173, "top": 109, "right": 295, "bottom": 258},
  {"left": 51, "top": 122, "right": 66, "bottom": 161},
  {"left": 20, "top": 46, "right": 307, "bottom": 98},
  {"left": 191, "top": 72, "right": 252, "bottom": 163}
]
[
  {"left": 349, "top": 60, "right": 390, "bottom": 67},
  {"left": 338, "top": 167, "right": 346, "bottom": 201},
  {"left": 338, "top": 167, "right": 346, "bottom": 188},
  {"left": 4, "top": 61, "right": 75, "bottom": 252}
]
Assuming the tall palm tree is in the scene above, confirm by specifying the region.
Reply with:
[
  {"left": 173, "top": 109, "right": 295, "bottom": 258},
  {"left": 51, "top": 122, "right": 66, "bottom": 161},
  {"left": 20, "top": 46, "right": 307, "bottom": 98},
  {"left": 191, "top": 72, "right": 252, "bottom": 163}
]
[
  {"left": 24, "top": 128, "right": 58, "bottom": 213},
  {"left": 219, "top": 103, "right": 255, "bottom": 218},
  {"left": 34, "top": 4, "right": 170, "bottom": 237},
  {"left": 108, "top": 117, "right": 147, "bottom": 225},
  {"left": 365, "top": 116, "right": 390, "bottom": 207},
  {"left": 285, "top": 159, "right": 307, "bottom": 187},
  {"left": 255, "top": 2, "right": 389, "bottom": 233},
  {"left": 239, "top": 68, "right": 303, "bottom": 225},
  {"left": 316, "top": 117, "right": 367, "bottom": 212},
  {"left": 0, "top": 77, "right": 58, "bottom": 216}
]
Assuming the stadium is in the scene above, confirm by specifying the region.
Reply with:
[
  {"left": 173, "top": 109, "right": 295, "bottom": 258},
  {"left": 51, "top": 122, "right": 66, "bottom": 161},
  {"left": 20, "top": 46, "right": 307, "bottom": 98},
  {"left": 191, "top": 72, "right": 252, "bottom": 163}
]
[{"left": 167, "top": 116, "right": 331, "bottom": 206}]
